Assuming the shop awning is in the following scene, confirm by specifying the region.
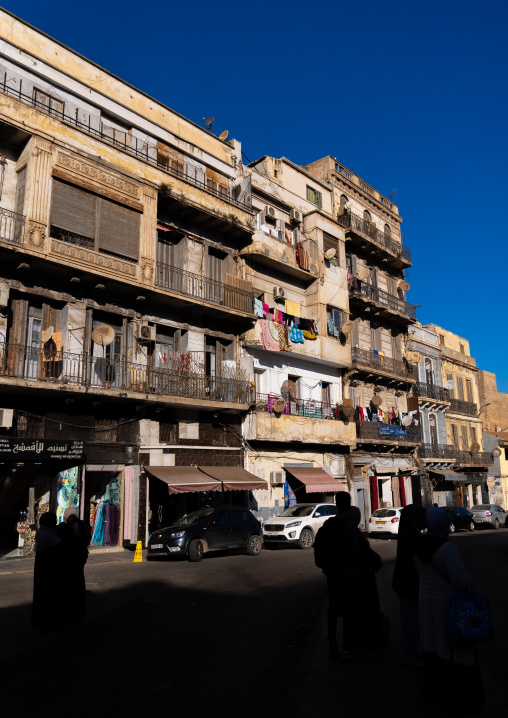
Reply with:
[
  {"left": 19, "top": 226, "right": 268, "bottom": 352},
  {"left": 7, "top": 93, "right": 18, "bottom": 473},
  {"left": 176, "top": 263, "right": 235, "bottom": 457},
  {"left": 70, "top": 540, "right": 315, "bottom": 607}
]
[
  {"left": 198, "top": 466, "right": 267, "bottom": 491},
  {"left": 144, "top": 466, "right": 222, "bottom": 494},
  {"left": 285, "top": 467, "right": 343, "bottom": 493},
  {"left": 429, "top": 469, "right": 468, "bottom": 481}
]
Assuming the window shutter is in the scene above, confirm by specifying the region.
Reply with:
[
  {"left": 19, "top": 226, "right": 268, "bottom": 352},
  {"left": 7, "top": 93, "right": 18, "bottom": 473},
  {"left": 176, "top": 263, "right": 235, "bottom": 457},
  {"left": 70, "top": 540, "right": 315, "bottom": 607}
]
[
  {"left": 316, "top": 191, "right": 322, "bottom": 207},
  {"left": 51, "top": 180, "right": 96, "bottom": 239},
  {"left": 461, "top": 425, "right": 469, "bottom": 449},
  {"left": 98, "top": 199, "right": 140, "bottom": 260},
  {"left": 447, "top": 373, "right": 454, "bottom": 398},
  {"left": 457, "top": 376, "right": 464, "bottom": 401},
  {"left": 323, "top": 233, "right": 338, "bottom": 256},
  {"left": 466, "top": 379, "right": 473, "bottom": 403},
  {"left": 451, "top": 424, "right": 459, "bottom": 448}
]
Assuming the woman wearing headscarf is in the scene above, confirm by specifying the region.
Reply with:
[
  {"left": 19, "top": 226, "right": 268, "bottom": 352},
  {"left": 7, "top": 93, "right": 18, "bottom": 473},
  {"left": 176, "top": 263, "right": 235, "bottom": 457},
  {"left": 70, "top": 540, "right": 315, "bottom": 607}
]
[
  {"left": 57, "top": 507, "right": 92, "bottom": 620},
  {"left": 32, "top": 512, "right": 66, "bottom": 628},
  {"left": 415, "top": 507, "right": 484, "bottom": 712}
]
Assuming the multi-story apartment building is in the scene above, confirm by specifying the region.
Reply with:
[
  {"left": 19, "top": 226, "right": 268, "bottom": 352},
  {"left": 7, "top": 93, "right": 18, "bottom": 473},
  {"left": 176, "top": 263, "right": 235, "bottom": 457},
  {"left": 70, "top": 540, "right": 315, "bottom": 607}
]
[
  {"left": 306, "top": 157, "right": 419, "bottom": 524},
  {"left": 0, "top": 9, "right": 267, "bottom": 554},
  {"left": 239, "top": 156, "right": 355, "bottom": 520}
]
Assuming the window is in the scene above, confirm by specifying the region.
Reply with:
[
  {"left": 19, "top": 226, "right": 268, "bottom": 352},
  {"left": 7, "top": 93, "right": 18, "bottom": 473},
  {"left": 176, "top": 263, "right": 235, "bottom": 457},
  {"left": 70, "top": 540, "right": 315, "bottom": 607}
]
[
  {"left": 326, "top": 306, "right": 343, "bottom": 339},
  {"left": 50, "top": 179, "right": 140, "bottom": 261},
  {"left": 288, "top": 374, "right": 301, "bottom": 401},
  {"left": 321, "top": 381, "right": 331, "bottom": 405},
  {"left": 429, "top": 414, "right": 438, "bottom": 445},
  {"left": 425, "top": 358, "right": 434, "bottom": 385},
  {"left": 451, "top": 424, "right": 459, "bottom": 448},
  {"left": 384, "top": 224, "right": 391, "bottom": 238},
  {"left": 370, "top": 323, "right": 381, "bottom": 352},
  {"left": 34, "top": 88, "right": 64, "bottom": 116},
  {"left": 466, "top": 378, "right": 473, "bottom": 403},
  {"left": 447, "top": 373, "right": 455, "bottom": 398},
  {"left": 470, "top": 426, "right": 478, "bottom": 446},
  {"left": 306, "top": 186, "right": 322, "bottom": 207},
  {"left": 323, "top": 233, "right": 339, "bottom": 262},
  {"left": 460, "top": 425, "right": 469, "bottom": 450},
  {"left": 459, "top": 343, "right": 465, "bottom": 354},
  {"left": 363, "top": 210, "right": 372, "bottom": 223},
  {"left": 205, "top": 336, "right": 234, "bottom": 377},
  {"left": 15, "top": 167, "right": 26, "bottom": 216},
  {"left": 457, "top": 376, "right": 464, "bottom": 401}
]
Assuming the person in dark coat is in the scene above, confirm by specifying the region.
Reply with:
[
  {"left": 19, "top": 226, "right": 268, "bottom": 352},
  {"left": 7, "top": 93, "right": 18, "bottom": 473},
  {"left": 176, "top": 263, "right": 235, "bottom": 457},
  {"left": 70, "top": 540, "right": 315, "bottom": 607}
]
[
  {"left": 392, "top": 504, "right": 427, "bottom": 668},
  {"left": 57, "top": 507, "right": 92, "bottom": 620},
  {"left": 32, "top": 511, "right": 66, "bottom": 629},
  {"left": 314, "top": 491, "right": 382, "bottom": 662}
]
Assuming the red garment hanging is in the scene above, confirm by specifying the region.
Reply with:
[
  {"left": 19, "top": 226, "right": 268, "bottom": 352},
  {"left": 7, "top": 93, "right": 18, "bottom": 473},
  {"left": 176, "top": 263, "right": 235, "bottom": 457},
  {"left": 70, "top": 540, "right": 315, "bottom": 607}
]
[{"left": 371, "top": 476, "right": 379, "bottom": 512}]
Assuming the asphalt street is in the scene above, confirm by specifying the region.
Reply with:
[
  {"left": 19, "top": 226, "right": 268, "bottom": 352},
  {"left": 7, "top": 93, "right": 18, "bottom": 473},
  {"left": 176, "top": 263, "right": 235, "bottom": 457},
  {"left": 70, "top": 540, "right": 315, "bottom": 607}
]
[{"left": 1, "top": 530, "right": 507, "bottom": 718}]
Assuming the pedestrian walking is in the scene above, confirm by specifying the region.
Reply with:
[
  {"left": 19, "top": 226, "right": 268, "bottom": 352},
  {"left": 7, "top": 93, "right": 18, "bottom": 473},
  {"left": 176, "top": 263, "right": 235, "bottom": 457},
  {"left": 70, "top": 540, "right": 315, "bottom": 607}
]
[
  {"left": 392, "top": 504, "right": 427, "bottom": 668},
  {"left": 32, "top": 511, "right": 66, "bottom": 629},
  {"left": 57, "top": 507, "right": 92, "bottom": 620},
  {"left": 415, "top": 507, "right": 484, "bottom": 712},
  {"left": 314, "top": 491, "right": 382, "bottom": 662}
]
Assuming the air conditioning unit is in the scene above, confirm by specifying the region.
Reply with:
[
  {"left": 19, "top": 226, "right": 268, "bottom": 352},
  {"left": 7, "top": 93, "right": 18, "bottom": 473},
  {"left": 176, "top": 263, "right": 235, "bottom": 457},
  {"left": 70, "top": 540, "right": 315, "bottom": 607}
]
[
  {"left": 289, "top": 208, "right": 301, "bottom": 223},
  {"left": 273, "top": 286, "right": 285, "bottom": 300},
  {"left": 137, "top": 322, "right": 156, "bottom": 342},
  {"left": 270, "top": 471, "right": 284, "bottom": 485},
  {"left": 265, "top": 205, "right": 276, "bottom": 218},
  {"left": 0, "top": 408, "right": 14, "bottom": 428}
]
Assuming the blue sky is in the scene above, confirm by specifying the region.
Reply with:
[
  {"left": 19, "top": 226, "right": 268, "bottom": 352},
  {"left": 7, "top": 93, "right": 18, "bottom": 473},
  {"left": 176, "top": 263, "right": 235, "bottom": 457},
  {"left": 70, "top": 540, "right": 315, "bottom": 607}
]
[{"left": 2, "top": 0, "right": 507, "bottom": 391}]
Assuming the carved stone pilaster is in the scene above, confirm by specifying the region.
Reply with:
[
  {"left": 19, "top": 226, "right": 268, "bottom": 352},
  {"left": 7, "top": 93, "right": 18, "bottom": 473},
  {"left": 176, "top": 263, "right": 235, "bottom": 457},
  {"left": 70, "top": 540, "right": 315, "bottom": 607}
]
[
  {"left": 26, "top": 220, "right": 47, "bottom": 251},
  {"left": 140, "top": 258, "right": 155, "bottom": 284}
]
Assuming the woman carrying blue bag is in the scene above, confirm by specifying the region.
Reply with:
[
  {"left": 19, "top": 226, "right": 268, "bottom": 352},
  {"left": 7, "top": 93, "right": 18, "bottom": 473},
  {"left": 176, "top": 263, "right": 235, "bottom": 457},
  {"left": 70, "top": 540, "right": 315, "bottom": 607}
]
[{"left": 415, "top": 507, "right": 485, "bottom": 713}]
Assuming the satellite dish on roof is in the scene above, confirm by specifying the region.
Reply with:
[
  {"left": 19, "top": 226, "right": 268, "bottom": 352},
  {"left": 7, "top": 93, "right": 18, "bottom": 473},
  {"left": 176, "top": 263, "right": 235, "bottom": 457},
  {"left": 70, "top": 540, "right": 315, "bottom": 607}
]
[
  {"left": 399, "top": 280, "right": 410, "bottom": 292},
  {"left": 281, "top": 380, "right": 297, "bottom": 398},
  {"left": 371, "top": 395, "right": 382, "bottom": 407},
  {"left": 402, "top": 415, "right": 412, "bottom": 426},
  {"left": 324, "top": 247, "right": 336, "bottom": 260},
  {"left": 341, "top": 321, "right": 354, "bottom": 335},
  {"left": 273, "top": 398, "right": 287, "bottom": 413},
  {"left": 41, "top": 326, "right": 54, "bottom": 344},
  {"left": 357, "top": 268, "right": 369, "bottom": 281},
  {"left": 218, "top": 130, "right": 229, "bottom": 141},
  {"left": 92, "top": 324, "right": 115, "bottom": 346},
  {"left": 203, "top": 116, "right": 214, "bottom": 130},
  {"left": 492, "top": 448, "right": 502, "bottom": 458},
  {"left": 445, "top": 379, "right": 456, "bottom": 391}
]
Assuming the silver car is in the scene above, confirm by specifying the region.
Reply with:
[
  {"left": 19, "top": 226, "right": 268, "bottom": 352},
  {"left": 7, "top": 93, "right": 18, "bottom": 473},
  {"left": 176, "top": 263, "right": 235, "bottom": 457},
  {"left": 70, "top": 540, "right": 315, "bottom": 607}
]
[{"left": 470, "top": 504, "right": 508, "bottom": 530}]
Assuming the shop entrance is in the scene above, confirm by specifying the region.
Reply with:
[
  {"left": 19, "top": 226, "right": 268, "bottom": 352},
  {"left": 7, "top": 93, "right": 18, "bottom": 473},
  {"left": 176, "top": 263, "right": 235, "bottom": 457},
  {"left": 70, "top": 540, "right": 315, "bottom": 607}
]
[{"left": 84, "top": 471, "right": 121, "bottom": 547}]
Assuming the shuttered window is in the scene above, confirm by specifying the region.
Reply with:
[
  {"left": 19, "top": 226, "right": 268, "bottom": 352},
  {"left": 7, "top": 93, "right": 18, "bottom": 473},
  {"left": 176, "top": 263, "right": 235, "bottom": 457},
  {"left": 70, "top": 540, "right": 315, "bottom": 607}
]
[
  {"left": 466, "top": 379, "right": 473, "bottom": 403},
  {"left": 451, "top": 424, "right": 459, "bottom": 448},
  {"left": 50, "top": 179, "right": 140, "bottom": 261},
  {"left": 461, "top": 425, "right": 469, "bottom": 450},
  {"left": 447, "top": 373, "right": 455, "bottom": 398},
  {"left": 306, "top": 186, "right": 322, "bottom": 206},
  {"left": 323, "top": 233, "right": 339, "bottom": 257},
  {"left": 457, "top": 376, "right": 464, "bottom": 401}
]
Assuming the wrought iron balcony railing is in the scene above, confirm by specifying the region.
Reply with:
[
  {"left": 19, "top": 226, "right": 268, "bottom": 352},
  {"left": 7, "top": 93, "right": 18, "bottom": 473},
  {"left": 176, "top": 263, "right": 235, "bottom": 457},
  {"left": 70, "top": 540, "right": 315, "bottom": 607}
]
[
  {"left": 355, "top": 421, "right": 421, "bottom": 443},
  {"left": 0, "top": 342, "right": 255, "bottom": 404},
  {"left": 413, "top": 382, "right": 450, "bottom": 402},
  {"left": 156, "top": 262, "right": 254, "bottom": 314},
  {"left": 449, "top": 398, "right": 478, "bottom": 416},
  {"left": 351, "top": 346, "right": 414, "bottom": 380},
  {"left": 0, "top": 77, "right": 251, "bottom": 212},
  {"left": 338, "top": 211, "right": 411, "bottom": 263},
  {"left": 0, "top": 207, "right": 25, "bottom": 245},
  {"left": 418, "top": 443, "right": 457, "bottom": 460},
  {"left": 455, "top": 450, "right": 494, "bottom": 467},
  {"left": 349, "top": 278, "right": 417, "bottom": 321},
  {"left": 255, "top": 392, "right": 345, "bottom": 421}
]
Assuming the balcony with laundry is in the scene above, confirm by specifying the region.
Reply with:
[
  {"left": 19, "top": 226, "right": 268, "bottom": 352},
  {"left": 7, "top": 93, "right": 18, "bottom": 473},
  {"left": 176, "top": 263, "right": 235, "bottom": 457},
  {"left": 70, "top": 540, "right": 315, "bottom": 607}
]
[
  {"left": 348, "top": 277, "right": 417, "bottom": 324},
  {"left": 338, "top": 210, "right": 411, "bottom": 269},
  {"left": 240, "top": 222, "right": 319, "bottom": 281},
  {"left": 355, "top": 418, "right": 421, "bottom": 446}
]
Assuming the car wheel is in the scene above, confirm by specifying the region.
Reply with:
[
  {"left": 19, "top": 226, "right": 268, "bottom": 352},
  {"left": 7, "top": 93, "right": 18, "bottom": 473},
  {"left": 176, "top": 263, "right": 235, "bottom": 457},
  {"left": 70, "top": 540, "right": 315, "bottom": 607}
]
[
  {"left": 246, "top": 534, "right": 262, "bottom": 556},
  {"left": 299, "top": 528, "right": 314, "bottom": 550},
  {"left": 188, "top": 539, "right": 204, "bottom": 562},
  {"left": 469, "top": 521, "right": 475, "bottom": 532},
  {"left": 494, "top": 519, "right": 499, "bottom": 530},
  {"left": 449, "top": 522, "right": 456, "bottom": 534}
]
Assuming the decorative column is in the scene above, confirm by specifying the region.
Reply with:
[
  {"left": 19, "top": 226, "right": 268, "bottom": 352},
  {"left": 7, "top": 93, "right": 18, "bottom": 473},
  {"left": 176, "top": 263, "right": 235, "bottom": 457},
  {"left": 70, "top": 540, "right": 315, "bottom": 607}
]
[
  {"left": 24, "top": 137, "right": 54, "bottom": 253},
  {"left": 139, "top": 186, "right": 157, "bottom": 286}
]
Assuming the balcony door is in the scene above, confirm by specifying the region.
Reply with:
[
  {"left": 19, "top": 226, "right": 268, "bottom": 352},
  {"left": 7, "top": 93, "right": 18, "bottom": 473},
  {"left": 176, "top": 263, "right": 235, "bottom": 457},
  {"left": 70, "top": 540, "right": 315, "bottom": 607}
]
[
  {"left": 157, "top": 235, "right": 184, "bottom": 293},
  {"left": 425, "top": 358, "right": 434, "bottom": 385},
  {"left": 429, "top": 414, "right": 438, "bottom": 445},
  {"left": 24, "top": 315, "right": 41, "bottom": 380},
  {"left": 207, "top": 248, "right": 227, "bottom": 304}
]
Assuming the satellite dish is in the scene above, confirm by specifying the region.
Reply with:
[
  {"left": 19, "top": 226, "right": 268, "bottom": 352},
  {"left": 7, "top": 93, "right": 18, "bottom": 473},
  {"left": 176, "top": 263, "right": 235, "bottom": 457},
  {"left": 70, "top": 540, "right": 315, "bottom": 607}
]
[
  {"left": 92, "top": 324, "right": 115, "bottom": 346},
  {"left": 41, "top": 326, "right": 54, "bottom": 343},
  {"left": 470, "top": 443, "right": 480, "bottom": 452},
  {"left": 218, "top": 130, "right": 229, "bottom": 141},
  {"left": 281, "top": 380, "right": 297, "bottom": 397},
  {"left": 408, "top": 351, "right": 422, "bottom": 363},
  {"left": 204, "top": 116, "right": 214, "bottom": 126},
  {"left": 342, "top": 405, "right": 355, "bottom": 417},
  {"left": 357, "top": 268, "right": 369, "bottom": 281},
  {"left": 399, "top": 280, "right": 410, "bottom": 292},
  {"left": 273, "top": 398, "right": 287, "bottom": 413},
  {"left": 402, "top": 415, "right": 413, "bottom": 427},
  {"left": 371, "top": 395, "right": 382, "bottom": 407},
  {"left": 445, "top": 379, "right": 456, "bottom": 391},
  {"left": 341, "top": 321, "right": 354, "bottom": 335},
  {"left": 324, "top": 247, "right": 336, "bottom": 260},
  {"left": 492, "top": 448, "right": 502, "bottom": 458},
  {"left": 345, "top": 201, "right": 353, "bottom": 209}
]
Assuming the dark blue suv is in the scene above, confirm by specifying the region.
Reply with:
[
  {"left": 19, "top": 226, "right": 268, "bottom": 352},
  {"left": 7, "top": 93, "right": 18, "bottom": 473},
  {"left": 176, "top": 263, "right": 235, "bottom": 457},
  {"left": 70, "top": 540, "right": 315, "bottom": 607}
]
[{"left": 147, "top": 505, "right": 263, "bottom": 562}]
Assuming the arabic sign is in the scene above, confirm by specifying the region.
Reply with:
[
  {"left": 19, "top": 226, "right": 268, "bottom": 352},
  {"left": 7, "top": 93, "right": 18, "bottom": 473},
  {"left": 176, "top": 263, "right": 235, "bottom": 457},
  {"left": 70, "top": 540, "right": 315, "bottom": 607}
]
[
  {"left": 0, "top": 438, "right": 84, "bottom": 461},
  {"left": 378, "top": 425, "right": 407, "bottom": 438}
]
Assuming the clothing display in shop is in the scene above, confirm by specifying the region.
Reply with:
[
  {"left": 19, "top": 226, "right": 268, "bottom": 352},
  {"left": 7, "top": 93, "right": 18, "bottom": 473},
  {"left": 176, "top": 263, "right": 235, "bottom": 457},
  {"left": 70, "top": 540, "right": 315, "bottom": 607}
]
[{"left": 91, "top": 500, "right": 120, "bottom": 546}]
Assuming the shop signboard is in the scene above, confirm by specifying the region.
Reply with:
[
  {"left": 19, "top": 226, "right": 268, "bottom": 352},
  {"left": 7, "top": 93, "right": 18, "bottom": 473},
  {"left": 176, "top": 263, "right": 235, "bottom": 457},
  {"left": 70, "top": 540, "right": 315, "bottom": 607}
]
[
  {"left": 378, "top": 425, "right": 407, "bottom": 438},
  {"left": 0, "top": 438, "right": 84, "bottom": 461}
]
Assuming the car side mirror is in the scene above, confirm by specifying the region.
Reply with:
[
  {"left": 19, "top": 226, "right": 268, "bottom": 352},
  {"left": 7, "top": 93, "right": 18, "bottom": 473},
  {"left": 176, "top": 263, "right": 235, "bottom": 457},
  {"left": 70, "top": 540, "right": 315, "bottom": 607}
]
[{"left": 314, "top": 512, "right": 321, "bottom": 517}]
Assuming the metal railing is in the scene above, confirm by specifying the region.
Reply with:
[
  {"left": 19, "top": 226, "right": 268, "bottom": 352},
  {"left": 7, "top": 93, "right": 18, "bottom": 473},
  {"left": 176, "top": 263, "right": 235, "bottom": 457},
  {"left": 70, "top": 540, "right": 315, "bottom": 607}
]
[
  {"left": 156, "top": 262, "right": 254, "bottom": 314},
  {"left": 351, "top": 346, "right": 414, "bottom": 380},
  {"left": 449, "top": 398, "right": 478, "bottom": 416},
  {"left": 413, "top": 382, "right": 450, "bottom": 402},
  {"left": 349, "top": 278, "right": 417, "bottom": 321},
  {"left": 355, "top": 421, "right": 421, "bottom": 442},
  {"left": 255, "top": 393, "right": 345, "bottom": 421},
  {"left": 0, "top": 207, "right": 25, "bottom": 244},
  {"left": 419, "top": 443, "right": 457, "bottom": 459},
  {"left": 0, "top": 342, "right": 254, "bottom": 404},
  {"left": 455, "top": 451, "right": 494, "bottom": 467},
  {"left": 338, "top": 211, "right": 411, "bottom": 263},
  {"left": 0, "top": 76, "right": 251, "bottom": 212}
]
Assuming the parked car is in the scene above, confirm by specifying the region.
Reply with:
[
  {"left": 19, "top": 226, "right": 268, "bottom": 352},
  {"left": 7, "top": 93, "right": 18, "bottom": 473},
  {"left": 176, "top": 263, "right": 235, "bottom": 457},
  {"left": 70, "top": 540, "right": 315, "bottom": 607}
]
[
  {"left": 262, "top": 503, "right": 337, "bottom": 549},
  {"left": 367, "top": 507, "right": 403, "bottom": 536},
  {"left": 442, "top": 506, "right": 476, "bottom": 533},
  {"left": 470, "top": 504, "right": 508, "bottom": 529},
  {"left": 147, "top": 505, "right": 263, "bottom": 562}
]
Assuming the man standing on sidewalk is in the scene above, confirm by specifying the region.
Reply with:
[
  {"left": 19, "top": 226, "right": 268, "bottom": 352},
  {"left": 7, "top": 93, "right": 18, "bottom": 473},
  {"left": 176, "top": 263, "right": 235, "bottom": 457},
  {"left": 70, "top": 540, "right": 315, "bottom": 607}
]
[{"left": 314, "top": 491, "right": 382, "bottom": 662}]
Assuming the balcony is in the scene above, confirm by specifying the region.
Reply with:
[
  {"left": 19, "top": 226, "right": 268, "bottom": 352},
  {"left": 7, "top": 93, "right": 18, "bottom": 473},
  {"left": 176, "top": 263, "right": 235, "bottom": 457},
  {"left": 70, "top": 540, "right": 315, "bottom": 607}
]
[
  {"left": 413, "top": 382, "right": 451, "bottom": 406},
  {"left": 418, "top": 443, "right": 457, "bottom": 460},
  {"left": 253, "top": 393, "right": 356, "bottom": 444},
  {"left": 0, "top": 342, "right": 255, "bottom": 407},
  {"left": 240, "top": 233, "right": 319, "bottom": 280},
  {"left": 0, "top": 207, "right": 25, "bottom": 245},
  {"left": 349, "top": 278, "right": 416, "bottom": 323},
  {"left": 351, "top": 346, "right": 415, "bottom": 383},
  {"left": 355, "top": 421, "right": 421, "bottom": 444},
  {"left": 449, "top": 398, "right": 478, "bottom": 416},
  {"left": 156, "top": 262, "right": 254, "bottom": 316},
  {"left": 455, "top": 451, "right": 494, "bottom": 467},
  {"left": 338, "top": 212, "right": 411, "bottom": 268}
]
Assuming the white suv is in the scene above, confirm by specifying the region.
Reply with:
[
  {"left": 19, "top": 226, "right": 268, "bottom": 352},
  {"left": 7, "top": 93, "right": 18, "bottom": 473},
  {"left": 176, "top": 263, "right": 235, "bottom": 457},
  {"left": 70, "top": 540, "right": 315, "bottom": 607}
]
[{"left": 262, "top": 503, "right": 337, "bottom": 549}]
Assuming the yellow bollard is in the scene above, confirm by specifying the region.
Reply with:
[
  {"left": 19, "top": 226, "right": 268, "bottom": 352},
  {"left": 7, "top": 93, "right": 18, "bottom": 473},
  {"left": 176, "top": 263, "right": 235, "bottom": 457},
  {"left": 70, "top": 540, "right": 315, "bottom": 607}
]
[{"left": 133, "top": 540, "right": 143, "bottom": 562}]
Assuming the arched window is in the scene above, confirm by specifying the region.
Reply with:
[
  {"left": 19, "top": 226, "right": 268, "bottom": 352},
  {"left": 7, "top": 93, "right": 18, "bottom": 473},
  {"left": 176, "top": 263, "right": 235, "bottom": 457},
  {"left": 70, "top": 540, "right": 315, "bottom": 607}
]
[
  {"left": 384, "top": 224, "right": 391, "bottom": 238},
  {"left": 363, "top": 209, "right": 371, "bottom": 223}
]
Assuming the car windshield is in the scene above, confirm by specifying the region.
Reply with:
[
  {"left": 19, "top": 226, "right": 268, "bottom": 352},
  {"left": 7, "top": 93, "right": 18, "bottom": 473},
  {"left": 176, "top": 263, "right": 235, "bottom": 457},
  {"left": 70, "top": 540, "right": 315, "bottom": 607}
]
[
  {"left": 174, "top": 509, "right": 214, "bottom": 526},
  {"left": 279, "top": 505, "right": 315, "bottom": 517},
  {"left": 472, "top": 505, "right": 491, "bottom": 511},
  {"left": 372, "top": 509, "right": 397, "bottom": 517}
]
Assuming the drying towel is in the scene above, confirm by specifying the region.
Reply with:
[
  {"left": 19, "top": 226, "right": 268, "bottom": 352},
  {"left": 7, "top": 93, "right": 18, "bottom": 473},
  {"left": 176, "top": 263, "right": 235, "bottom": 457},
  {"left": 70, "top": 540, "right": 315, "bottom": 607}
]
[
  {"left": 285, "top": 300, "right": 301, "bottom": 317},
  {"left": 254, "top": 298, "right": 264, "bottom": 318},
  {"left": 261, "top": 320, "right": 280, "bottom": 351}
]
